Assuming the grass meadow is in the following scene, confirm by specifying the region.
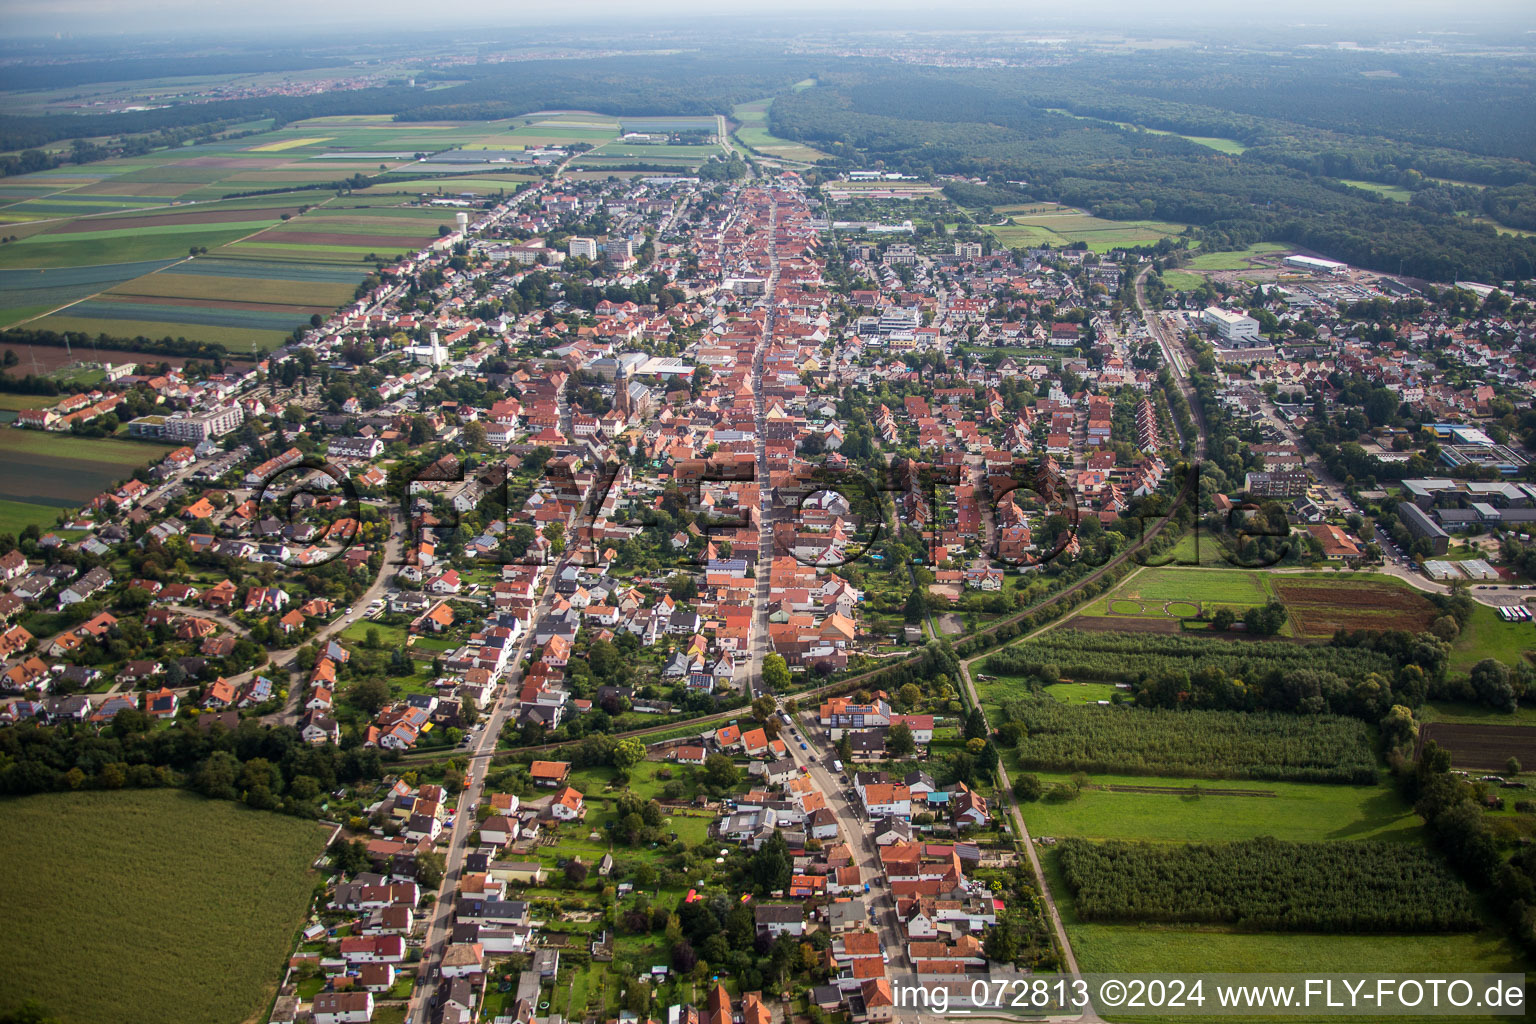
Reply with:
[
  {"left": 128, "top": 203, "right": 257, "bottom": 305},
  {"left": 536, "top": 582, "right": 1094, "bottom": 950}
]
[
  {"left": 1184, "top": 243, "right": 1290, "bottom": 271},
  {"left": 1450, "top": 601, "right": 1535, "bottom": 673},
  {"left": 986, "top": 204, "right": 1188, "bottom": 253},
  {"left": 1339, "top": 179, "right": 1413, "bottom": 202},
  {"left": 731, "top": 98, "right": 831, "bottom": 163},
  {"left": 1013, "top": 768, "right": 1417, "bottom": 845},
  {"left": 0, "top": 789, "right": 329, "bottom": 1024}
]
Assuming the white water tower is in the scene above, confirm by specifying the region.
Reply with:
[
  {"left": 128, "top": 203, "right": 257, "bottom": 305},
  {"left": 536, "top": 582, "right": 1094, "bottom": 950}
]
[{"left": 455, "top": 212, "right": 469, "bottom": 234}]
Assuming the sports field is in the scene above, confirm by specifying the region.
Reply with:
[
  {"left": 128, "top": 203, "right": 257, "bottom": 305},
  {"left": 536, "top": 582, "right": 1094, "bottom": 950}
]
[
  {"left": 987, "top": 204, "right": 1188, "bottom": 252},
  {"left": 0, "top": 789, "right": 329, "bottom": 1024}
]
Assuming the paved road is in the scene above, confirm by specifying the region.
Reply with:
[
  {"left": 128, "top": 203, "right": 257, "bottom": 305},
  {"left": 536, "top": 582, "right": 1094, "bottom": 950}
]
[
  {"left": 256, "top": 518, "right": 406, "bottom": 725},
  {"left": 405, "top": 560, "right": 560, "bottom": 1023},
  {"left": 744, "top": 194, "right": 780, "bottom": 698},
  {"left": 783, "top": 712, "right": 906, "bottom": 969}
]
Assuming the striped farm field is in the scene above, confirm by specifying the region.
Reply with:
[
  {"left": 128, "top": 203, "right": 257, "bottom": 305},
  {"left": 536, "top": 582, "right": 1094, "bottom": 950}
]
[
  {"left": 104, "top": 293, "right": 332, "bottom": 315},
  {"left": 0, "top": 227, "right": 274, "bottom": 270},
  {"left": 224, "top": 242, "right": 405, "bottom": 260},
  {"left": 30, "top": 313, "right": 291, "bottom": 349},
  {"left": 256, "top": 231, "right": 429, "bottom": 248},
  {"left": 170, "top": 258, "right": 366, "bottom": 284},
  {"left": 106, "top": 272, "right": 356, "bottom": 307},
  {"left": 52, "top": 298, "right": 318, "bottom": 332},
  {"left": 365, "top": 175, "right": 531, "bottom": 193},
  {"left": 0, "top": 259, "right": 182, "bottom": 326},
  {"left": 247, "top": 136, "right": 335, "bottom": 152}
]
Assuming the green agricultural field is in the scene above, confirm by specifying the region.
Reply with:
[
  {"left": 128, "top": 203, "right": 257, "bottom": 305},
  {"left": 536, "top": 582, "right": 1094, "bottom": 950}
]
[
  {"left": 731, "top": 98, "right": 831, "bottom": 163},
  {"left": 0, "top": 789, "right": 329, "bottom": 1024},
  {"left": 1178, "top": 135, "right": 1249, "bottom": 155},
  {"left": 25, "top": 312, "right": 292, "bottom": 350},
  {"left": 1083, "top": 565, "right": 1273, "bottom": 614},
  {"left": 0, "top": 226, "right": 268, "bottom": 270},
  {"left": 108, "top": 272, "right": 357, "bottom": 307},
  {"left": 0, "top": 497, "right": 65, "bottom": 534},
  {"left": 1419, "top": 701, "right": 1536, "bottom": 726},
  {"left": 1013, "top": 768, "right": 1416, "bottom": 844},
  {"left": 1159, "top": 270, "right": 1205, "bottom": 291},
  {"left": 1026, "top": 782, "right": 1529, "bottom": 989},
  {"left": 1185, "top": 243, "right": 1290, "bottom": 271},
  {"left": 0, "top": 429, "right": 166, "bottom": 465},
  {"left": 1040, "top": 109, "right": 1249, "bottom": 155},
  {"left": 986, "top": 208, "right": 1187, "bottom": 253},
  {"left": 0, "top": 429, "right": 169, "bottom": 508}
]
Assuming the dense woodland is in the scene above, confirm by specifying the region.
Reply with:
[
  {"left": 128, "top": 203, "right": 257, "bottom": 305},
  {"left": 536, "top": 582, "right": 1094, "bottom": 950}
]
[
  {"left": 767, "top": 62, "right": 1536, "bottom": 282},
  {"left": 1059, "top": 837, "right": 1481, "bottom": 933},
  {"left": 0, "top": 714, "right": 390, "bottom": 816}
]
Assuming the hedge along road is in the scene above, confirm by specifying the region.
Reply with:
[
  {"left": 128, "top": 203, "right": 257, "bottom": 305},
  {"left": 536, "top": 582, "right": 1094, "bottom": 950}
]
[{"left": 393, "top": 462, "right": 1204, "bottom": 765}]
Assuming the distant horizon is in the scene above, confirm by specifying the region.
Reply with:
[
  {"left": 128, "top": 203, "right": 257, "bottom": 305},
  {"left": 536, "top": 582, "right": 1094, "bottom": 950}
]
[{"left": 4, "top": 1, "right": 1536, "bottom": 47}]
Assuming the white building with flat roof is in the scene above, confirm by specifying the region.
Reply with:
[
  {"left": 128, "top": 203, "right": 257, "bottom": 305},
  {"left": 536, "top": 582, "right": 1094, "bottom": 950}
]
[
  {"left": 1284, "top": 254, "right": 1348, "bottom": 274},
  {"left": 1201, "top": 306, "right": 1261, "bottom": 343}
]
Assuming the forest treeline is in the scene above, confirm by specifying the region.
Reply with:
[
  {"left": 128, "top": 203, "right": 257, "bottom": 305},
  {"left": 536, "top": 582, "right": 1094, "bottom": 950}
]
[
  {"left": 768, "top": 65, "right": 1536, "bottom": 282},
  {"left": 0, "top": 56, "right": 808, "bottom": 153}
]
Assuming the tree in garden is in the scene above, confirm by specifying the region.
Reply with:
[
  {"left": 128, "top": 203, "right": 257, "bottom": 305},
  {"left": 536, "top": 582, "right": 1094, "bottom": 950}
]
[
  {"left": 613, "top": 738, "right": 646, "bottom": 770},
  {"left": 704, "top": 753, "right": 740, "bottom": 789},
  {"left": 417, "top": 850, "right": 446, "bottom": 889},
  {"left": 671, "top": 939, "right": 697, "bottom": 972},
  {"left": 887, "top": 722, "right": 916, "bottom": 757},
  {"left": 904, "top": 587, "right": 927, "bottom": 623},
  {"left": 750, "top": 830, "right": 792, "bottom": 895},
  {"left": 964, "top": 707, "right": 988, "bottom": 741},
  {"left": 983, "top": 923, "right": 1018, "bottom": 963},
  {"left": 350, "top": 677, "right": 390, "bottom": 715}
]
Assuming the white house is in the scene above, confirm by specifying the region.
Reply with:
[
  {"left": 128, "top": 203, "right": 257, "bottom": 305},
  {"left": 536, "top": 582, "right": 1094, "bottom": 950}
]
[{"left": 312, "top": 992, "right": 374, "bottom": 1024}]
